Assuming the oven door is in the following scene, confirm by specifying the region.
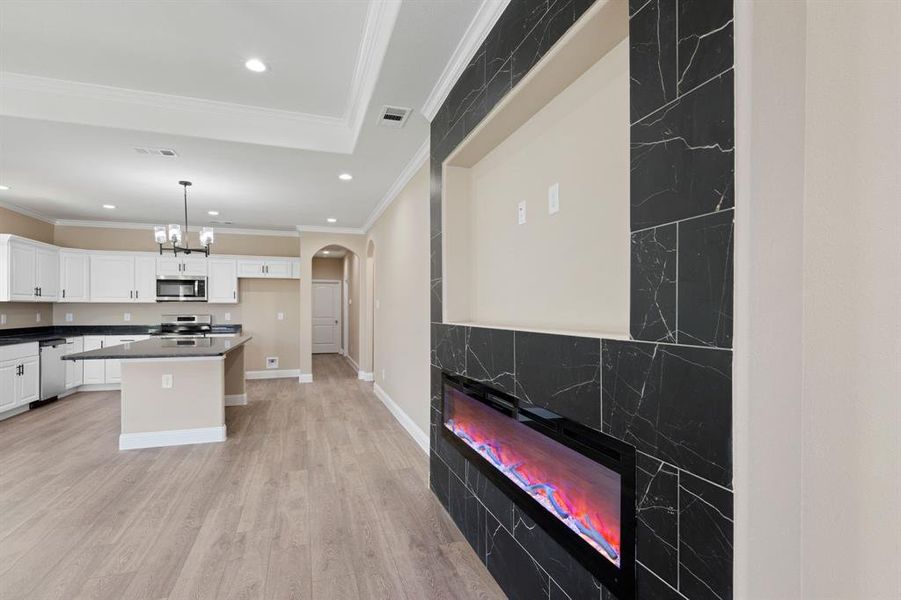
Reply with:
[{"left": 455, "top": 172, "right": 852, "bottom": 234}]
[{"left": 156, "top": 276, "right": 207, "bottom": 302}]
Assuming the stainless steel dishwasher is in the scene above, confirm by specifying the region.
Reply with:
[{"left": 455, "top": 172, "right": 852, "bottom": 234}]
[{"left": 39, "top": 338, "right": 67, "bottom": 401}]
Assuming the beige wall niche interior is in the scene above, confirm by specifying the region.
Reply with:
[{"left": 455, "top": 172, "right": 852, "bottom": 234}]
[{"left": 442, "top": 0, "right": 629, "bottom": 337}]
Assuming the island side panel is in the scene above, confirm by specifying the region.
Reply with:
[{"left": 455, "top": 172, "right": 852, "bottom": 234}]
[
  {"left": 224, "top": 345, "right": 246, "bottom": 403},
  {"left": 120, "top": 357, "right": 226, "bottom": 436}
]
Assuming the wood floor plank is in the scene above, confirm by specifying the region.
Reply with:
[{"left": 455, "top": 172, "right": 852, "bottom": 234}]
[{"left": 0, "top": 354, "right": 505, "bottom": 600}]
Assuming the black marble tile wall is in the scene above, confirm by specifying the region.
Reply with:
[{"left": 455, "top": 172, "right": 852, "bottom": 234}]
[
  {"left": 602, "top": 340, "right": 733, "bottom": 488},
  {"left": 630, "top": 224, "right": 678, "bottom": 343},
  {"left": 429, "top": 0, "right": 734, "bottom": 598}
]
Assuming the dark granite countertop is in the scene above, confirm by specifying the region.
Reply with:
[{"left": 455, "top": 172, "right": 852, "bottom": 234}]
[
  {"left": 63, "top": 335, "right": 252, "bottom": 360},
  {"left": 0, "top": 324, "right": 242, "bottom": 347}
]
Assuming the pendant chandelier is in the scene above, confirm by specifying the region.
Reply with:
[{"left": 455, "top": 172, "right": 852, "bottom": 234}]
[{"left": 153, "top": 180, "right": 214, "bottom": 256}]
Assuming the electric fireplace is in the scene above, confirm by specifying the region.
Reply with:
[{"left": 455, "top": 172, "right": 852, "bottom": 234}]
[{"left": 441, "top": 373, "right": 636, "bottom": 599}]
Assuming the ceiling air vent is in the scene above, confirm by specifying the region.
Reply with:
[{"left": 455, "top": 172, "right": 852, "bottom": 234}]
[
  {"left": 378, "top": 105, "right": 412, "bottom": 128},
  {"left": 134, "top": 147, "right": 179, "bottom": 157}
]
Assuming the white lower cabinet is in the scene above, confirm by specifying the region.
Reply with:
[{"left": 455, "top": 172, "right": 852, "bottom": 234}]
[
  {"left": 82, "top": 336, "right": 106, "bottom": 384},
  {"left": 103, "top": 335, "right": 149, "bottom": 384},
  {"left": 65, "top": 337, "right": 84, "bottom": 389},
  {"left": 0, "top": 343, "right": 40, "bottom": 412}
]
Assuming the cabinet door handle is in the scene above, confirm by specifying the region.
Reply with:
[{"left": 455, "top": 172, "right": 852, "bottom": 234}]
[
  {"left": 135, "top": 290, "right": 139, "bottom": 299},
  {"left": 233, "top": 290, "right": 236, "bottom": 299},
  {"left": 62, "top": 289, "right": 66, "bottom": 299},
  {"left": 38, "top": 287, "right": 41, "bottom": 296},
  {"left": 130, "top": 290, "right": 133, "bottom": 299}
]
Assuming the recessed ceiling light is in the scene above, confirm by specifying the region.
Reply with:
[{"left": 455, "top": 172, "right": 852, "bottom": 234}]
[
  {"left": 322, "top": 251, "right": 330, "bottom": 255},
  {"left": 0, "top": 185, "right": 9, "bottom": 191},
  {"left": 208, "top": 210, "right": 219, "bottom": 216},
  {"left": 102, "top": 204, "right": 116, "bottom": 210},
  {"left": 327, "top": 217, "right": 337, "bottom": 223},
  {"left": 338, "top": 173, "right": 353, "bottom": 181},
  {"left": 245, "top": 58, "right": 267, "bottom": 73}
]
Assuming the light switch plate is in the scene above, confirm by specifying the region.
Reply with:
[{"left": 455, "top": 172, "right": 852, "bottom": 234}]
[
  {"left": 162, "top": 374, "right": 173, "bottom": 389},
  {"left": 35, "top": 312, "right": 41, "bottom": 323},
  {"left": 224, "top": 312, "right": 231, "bottom": 321},
  {"left": 548, "top": 182, "right": 560, "bottom": 214},
  {"left": 266, "top": 357, "right": 279, "bottom": 369},
  {"left": 277, "top": 312, "right": 285, "bottom": 321},
  {"left": 518, "top": 200, "right": 527, "bottom": 225},
  {"left": 123, "top": 312, "right": 131, "bottom": 322},
  {"left": 65, "top": 312, "right": 74, "bottom": 322},
  {"left": 0, "top": 314, "right": 6, "bottom": 325}
]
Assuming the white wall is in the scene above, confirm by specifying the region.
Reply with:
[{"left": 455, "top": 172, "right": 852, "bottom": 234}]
[
  {"left": 367, "top": 163, "right": 430, "bottom": 438},
  {"left": 735, "top": 1, "right": 901, "bottom": 597},
  {"left": 801, "top": 2, "right": 901, "bottom": 597}
]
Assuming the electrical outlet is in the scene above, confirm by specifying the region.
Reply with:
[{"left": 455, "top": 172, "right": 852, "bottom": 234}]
[
  {"left": 0, "top": 314, "right": 6, "bottom": 325},
  {"left": 65, "top": 312, "right": 74, "bottom": 322},
  {"left": 35, "top": 312, "right": 41, "bottom": 323},
  {"left": 161, "top": 374, "right": 173, "bottom": 389},
  {"left": 376, "top": 299, "right": 380, "bottom": 309},
  {"left": 518, "top": 200, "right": 527, "bottom": 225},
  {"left": 548, "top": 182, "right": 560, "bottom": 214},
  {"left": 224, "top": 312, "right": 231, "bottom": 321},
  {"left": 123, "top": 312, "right": 131, "bottom": 322},
  {"left": 266, "top": 357, "right": 279, "bottom": 369},
  {"left": 277, "top": 312, "right": 284, "bottom": 321}
]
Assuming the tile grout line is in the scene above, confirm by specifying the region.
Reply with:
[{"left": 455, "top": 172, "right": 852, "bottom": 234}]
[
  {"left": 631, "top": 65, "right": 734, "bottom": 127},
  {"left": 675, "top": 221, "right": 679, "bottom": 343},
  {"left": 631, "top": 206, "right": 735, "bottom": 236}
]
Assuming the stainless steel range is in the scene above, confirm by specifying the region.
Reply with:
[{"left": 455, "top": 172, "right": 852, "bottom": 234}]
[{"left": 155, "top": 314, "right": 213, "bottom": 338}]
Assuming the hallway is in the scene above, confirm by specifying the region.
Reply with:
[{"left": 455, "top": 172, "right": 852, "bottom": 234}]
[{"left": 0, "top": 355, "right": 504, "bottom": 600}]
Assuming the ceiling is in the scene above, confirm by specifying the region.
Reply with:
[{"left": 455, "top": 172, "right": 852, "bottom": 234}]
[{"left": 0, "top": 0, "right": 486, "bottom": 232}]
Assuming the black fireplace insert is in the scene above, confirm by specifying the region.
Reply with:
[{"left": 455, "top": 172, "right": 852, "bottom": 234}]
[{"left": 441, "top": 372, "right": 636, "bottom": 599}]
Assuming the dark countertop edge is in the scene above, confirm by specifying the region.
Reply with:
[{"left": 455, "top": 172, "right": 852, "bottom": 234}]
[
  {"left": 62, "top": 335, "right": 252, "bottom": 361},
  {"left": 0, "top": 324, "right": 244, "bottom": 347}
]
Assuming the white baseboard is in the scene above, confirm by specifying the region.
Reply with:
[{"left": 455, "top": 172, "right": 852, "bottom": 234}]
[
  {"left": 298, "top": 373, "right": 313, "bottom": 383},
  {"left": 119, "top": 425, "right": 226, "bottom": 450},
  {"left": 0, "top": 404, "right": 29, "bottom": 422},
  {"left": 246, "top": 369, "right": 300, "bottom": 380},
  {"left": 225, "top": 393, "right": 247, "bottom": 406},
  {"left": 343, "top": 353, "right": 360, "bottom": 371},
  {"left": 372, "top": 383, "right": 429, "bottom": 454},
  {"left": 76, "top": 383, "right": 120, "bottom": 392},
  {"left": 358, "top": 371, "right": 374, "bottom": 382}
]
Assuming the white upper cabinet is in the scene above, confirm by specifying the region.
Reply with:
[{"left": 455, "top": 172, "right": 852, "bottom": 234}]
[
  {"left": 0, "top": 235, "right": 59, "bottom": 301},
  {"left": 157, "top": 255, "right": 208, "bottom": 277},
  {"left": 35, "top": 245, "right": 60, "bottom": 301},
  {"left": 59, "top": 250, "right": 90, "bottom": 302},
  {"left": 89, "top": 254, "right": 136, "bottom": 302},
  {"left": 236, "top": 257, "right": 296, "bottom": 279},
  {"left": 134, "top": 255, "right": 156, "bottom": 303},
  {"left": 207, "top": 258, "right": 238, "bottom": 303}
]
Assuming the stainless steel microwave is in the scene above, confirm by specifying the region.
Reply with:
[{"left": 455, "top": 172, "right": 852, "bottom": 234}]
[{"left": 156, "top": 276, "right": 207, "bottom": 302}]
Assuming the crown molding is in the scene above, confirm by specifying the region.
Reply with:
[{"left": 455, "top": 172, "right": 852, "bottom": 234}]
[
  {"left": 0, "top": 1, "right": 400, "bottom": 154},
  {"left": 345, "top": 0, "right": 402, "bottom": 149},
  {"left": 421, "top": 0, "right": 510, "bottom": 121},
  {"left": 362, "top": 137, "right": 429, "bottom": 232},
  {"left": 54, "top": 219, "right": 299, "bottom": 237},
  {"left": 295, "top": 225, "right": 366, "bottom": 235},
  {"left": 0, "top": 199, "right": 58, "bottom": 225}
]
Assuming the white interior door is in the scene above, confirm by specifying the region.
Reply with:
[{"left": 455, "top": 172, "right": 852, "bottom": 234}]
[{"left": 312, "top": 282, "right": 341, "bottom": 354}]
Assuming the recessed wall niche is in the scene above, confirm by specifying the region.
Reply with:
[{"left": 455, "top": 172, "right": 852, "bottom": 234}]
[{"left": 442, "top": 0, "right": 629, "bottom": 337}]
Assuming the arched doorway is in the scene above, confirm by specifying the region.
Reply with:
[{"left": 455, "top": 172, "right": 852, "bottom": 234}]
[{"left": 311, "top": 244, "right": 359, "bottom": 378}]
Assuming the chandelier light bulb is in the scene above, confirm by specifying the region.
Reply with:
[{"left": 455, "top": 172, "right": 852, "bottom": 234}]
[
  {"left": 154, "top": 226, "right": 167, "bottom": 244},
  {"left": 167, "top": 223, "right": 183, "bottom": 245}
]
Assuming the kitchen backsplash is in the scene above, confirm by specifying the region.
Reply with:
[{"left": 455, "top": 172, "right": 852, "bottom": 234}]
[
  {"left": 0, "top": 303, "right": 53, "bottom": 329},
  {"left": 50, "top": 303, "right": 242, "bottom": 326}
]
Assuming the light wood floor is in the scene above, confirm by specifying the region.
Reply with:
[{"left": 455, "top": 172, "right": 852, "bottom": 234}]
[{"left": 0, "top": 354, "right": 505, "bottom": 600}]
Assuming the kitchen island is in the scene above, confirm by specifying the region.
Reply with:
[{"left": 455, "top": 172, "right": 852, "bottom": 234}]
[{"left": 64, "top": 335, "right": 251, "bottom": 450}]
